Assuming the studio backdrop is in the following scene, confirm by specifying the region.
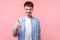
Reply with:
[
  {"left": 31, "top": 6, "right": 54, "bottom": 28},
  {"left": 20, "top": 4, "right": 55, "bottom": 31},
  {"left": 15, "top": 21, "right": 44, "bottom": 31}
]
[{"left": 0, "top": 0, "right": 60, "bottom": 40}]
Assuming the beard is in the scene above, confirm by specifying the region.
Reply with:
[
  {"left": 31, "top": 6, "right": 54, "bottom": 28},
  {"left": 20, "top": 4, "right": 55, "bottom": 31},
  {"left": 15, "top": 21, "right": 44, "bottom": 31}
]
[{"left": 26, "top": 12, "right": 32, "bottom": 17}]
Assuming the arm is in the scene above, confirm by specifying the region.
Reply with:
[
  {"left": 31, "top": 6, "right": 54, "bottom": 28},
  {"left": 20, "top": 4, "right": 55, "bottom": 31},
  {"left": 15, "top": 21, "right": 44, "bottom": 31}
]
[
  {"left": 38, "top": 20, "right": 41, "bottom": 40},
  {"left": 38, "top": 35, "right": 41, "bottom": 40},
  {"left": 13, "top": 28, "right": 19, "bottom": 37},
  {"left": 12, "top": 20, "right": 21, "bottom": 37}
]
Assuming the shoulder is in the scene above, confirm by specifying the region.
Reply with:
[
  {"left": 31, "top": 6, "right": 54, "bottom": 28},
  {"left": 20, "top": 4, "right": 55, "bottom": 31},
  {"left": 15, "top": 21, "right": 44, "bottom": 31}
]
[{"left": 32, "top": 17, "right": 40, "bottom": 22}]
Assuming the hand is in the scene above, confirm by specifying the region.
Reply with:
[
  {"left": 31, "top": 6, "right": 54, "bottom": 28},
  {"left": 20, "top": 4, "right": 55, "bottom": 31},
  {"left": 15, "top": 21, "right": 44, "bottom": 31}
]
[{"left": 16, "top": 23, "right": 21, "bottom": 30}]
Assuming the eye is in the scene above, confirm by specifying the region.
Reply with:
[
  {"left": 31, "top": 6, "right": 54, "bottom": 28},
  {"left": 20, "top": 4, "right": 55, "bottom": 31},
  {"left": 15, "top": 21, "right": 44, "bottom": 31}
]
[
  {"left": 29, "top": 9, "right": 32, "bottom": 10},
  {"left": 26, "top": 9, "right": 28, "bottom": 10}
]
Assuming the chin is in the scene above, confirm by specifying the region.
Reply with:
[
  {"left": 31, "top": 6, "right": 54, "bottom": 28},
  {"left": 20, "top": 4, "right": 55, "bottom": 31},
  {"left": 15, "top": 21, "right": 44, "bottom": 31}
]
[{"left": 28, "top": 15, "right": 32, "bottom": 16}]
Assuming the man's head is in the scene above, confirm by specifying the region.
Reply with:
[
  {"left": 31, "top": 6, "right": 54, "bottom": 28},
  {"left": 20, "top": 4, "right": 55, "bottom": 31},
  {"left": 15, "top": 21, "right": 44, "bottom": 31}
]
[{"left": 24, "top": 1, "right": 34, "bottom": 17}]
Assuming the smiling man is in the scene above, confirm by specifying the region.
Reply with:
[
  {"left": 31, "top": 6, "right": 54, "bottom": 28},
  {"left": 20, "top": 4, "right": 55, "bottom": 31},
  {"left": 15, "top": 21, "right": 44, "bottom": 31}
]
[{"left": 12, "top": 1, "right": 41, "bottom": 40}]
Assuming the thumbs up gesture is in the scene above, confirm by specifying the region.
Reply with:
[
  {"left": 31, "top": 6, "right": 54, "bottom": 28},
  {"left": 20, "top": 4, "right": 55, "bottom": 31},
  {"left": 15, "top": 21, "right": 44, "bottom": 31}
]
[{"left": 16, "top": 20, "right": 21, "bottom": 30}]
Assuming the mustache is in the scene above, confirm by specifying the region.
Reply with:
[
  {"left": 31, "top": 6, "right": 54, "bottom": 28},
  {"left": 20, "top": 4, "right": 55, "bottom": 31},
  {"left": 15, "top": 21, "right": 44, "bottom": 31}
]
[{"left": 26, "top": 12, "right": 31, "bottom": 13}]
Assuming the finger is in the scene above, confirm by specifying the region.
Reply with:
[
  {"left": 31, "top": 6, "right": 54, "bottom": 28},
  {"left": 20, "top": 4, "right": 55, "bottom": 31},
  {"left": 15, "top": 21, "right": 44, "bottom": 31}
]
[{"left": 18, "top": 19, "right": 20, "bottom": 23}]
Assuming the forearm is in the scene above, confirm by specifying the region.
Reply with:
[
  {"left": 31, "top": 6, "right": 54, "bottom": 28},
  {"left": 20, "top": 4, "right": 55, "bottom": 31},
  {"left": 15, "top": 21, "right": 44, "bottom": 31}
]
[{"left": 38, "top": 36, "right": 41, "bottom": 40}]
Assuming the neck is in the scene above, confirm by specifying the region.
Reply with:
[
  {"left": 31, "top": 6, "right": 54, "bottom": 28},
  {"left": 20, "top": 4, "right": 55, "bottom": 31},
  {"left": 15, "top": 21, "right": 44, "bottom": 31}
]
[{"left": 26, "top": 15, "right": 32, "bottom": 18}]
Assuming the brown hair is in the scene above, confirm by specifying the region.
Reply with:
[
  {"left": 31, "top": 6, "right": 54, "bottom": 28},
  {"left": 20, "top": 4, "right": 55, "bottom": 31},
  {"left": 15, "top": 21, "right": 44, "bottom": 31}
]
[{"left": 24, "top": 1, "right": 34, "bottom": 8}]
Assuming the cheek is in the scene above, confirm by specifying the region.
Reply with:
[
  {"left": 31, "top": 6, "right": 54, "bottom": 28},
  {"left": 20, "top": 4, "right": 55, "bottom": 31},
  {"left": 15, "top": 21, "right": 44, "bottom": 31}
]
[{"left": 25, "top": 10, "right": 28, "bottom": 12}]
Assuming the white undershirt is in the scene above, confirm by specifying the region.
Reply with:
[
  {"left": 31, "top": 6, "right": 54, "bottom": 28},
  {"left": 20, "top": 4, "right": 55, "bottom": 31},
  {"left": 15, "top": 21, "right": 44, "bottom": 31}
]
[{"left": 25, "top": 17, "right": 32, "bottom": 40}]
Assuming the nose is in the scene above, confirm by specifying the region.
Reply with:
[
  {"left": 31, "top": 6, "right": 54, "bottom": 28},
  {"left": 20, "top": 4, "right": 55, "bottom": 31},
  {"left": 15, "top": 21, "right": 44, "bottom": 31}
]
[{"left": 27, "top": 9, "right": 30, "bottom": 12}]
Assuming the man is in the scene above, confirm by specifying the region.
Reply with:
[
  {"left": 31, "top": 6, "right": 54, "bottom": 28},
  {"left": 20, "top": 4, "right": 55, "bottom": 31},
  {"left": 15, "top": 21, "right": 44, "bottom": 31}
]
[{"left": 12, "top": 1, "right": 41, "bottom": 40}]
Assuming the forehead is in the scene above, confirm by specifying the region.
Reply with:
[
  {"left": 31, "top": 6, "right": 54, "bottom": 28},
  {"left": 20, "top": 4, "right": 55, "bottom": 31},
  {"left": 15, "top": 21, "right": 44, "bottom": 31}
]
[{"left": 24, "top": 6, "right": 33, "bottom": 9}]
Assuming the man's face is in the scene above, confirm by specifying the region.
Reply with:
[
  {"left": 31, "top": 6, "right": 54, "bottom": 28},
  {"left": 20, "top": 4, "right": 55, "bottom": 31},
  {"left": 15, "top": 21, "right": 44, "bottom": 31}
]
[{"left": 24, "top": 6, "right": 33, "bottom": 16}]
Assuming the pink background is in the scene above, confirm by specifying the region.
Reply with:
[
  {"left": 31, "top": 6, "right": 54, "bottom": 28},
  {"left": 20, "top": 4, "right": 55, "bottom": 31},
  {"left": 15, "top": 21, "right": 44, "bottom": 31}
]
[{"left": 0, "top": 0, "right": 60, "bottom": 40}]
